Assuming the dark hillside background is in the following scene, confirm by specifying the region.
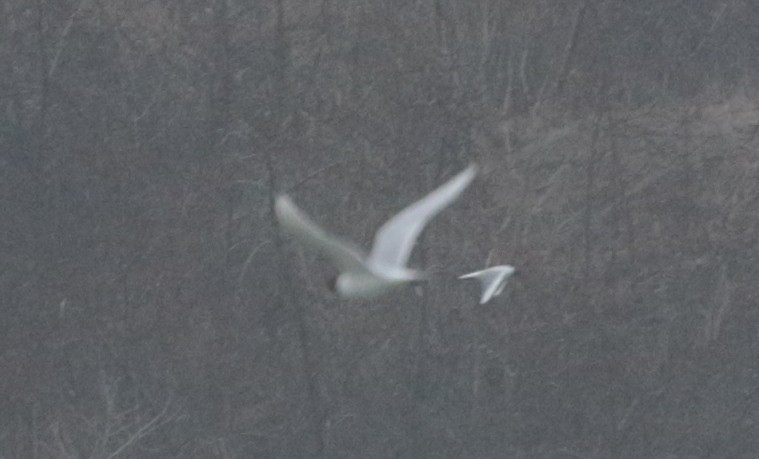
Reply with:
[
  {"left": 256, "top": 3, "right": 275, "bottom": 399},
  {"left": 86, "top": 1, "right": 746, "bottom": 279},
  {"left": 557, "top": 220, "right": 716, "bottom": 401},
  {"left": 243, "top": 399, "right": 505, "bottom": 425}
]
[{"left": 2, "top": 1, "right": 759, "bottom": 457}]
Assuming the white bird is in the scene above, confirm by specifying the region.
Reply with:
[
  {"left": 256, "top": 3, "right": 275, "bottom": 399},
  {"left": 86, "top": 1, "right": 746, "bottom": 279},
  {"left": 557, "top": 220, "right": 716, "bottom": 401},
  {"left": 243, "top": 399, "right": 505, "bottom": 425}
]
[
  {"left": 275, "top": 164, "right": 478, "bottom": 299},
  {"left": 458, "top": 265, "right": 515, "bottom": 304}
]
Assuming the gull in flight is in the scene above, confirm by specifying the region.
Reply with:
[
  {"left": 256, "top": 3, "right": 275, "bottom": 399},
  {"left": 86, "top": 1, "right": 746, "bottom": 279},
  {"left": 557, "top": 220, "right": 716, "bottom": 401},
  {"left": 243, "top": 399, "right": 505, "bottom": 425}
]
[
  {"left": 458, "top": 265, "right": 516, "bottom": 304},
  {"left": 275, "top": 164, "right": 478, "bottom": 299}
]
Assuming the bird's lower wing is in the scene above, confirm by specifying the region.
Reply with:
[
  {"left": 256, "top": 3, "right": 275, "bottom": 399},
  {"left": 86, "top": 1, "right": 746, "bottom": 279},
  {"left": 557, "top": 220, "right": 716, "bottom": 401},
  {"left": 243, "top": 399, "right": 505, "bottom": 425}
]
[
  {"left": 494, "top": 275, "right": 508, "bottom": 296},
  {"left": 480, "top": 272, "right": 505, "bottom": 304},
  {"left": 275, "top": 195, "right": 369, "bottom": 274},
  {"left": 459, "top": 266, "right": 513, "bottom": 304}
]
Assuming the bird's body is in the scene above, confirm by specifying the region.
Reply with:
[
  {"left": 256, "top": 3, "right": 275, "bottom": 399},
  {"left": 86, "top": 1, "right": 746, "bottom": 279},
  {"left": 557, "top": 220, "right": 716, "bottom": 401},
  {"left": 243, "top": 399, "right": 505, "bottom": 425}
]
[
  {"left": 275, "top": 164, "right": 478, "bottom": 299},
  {"left": 334, "top": 267, "right": 423, "bottom": 299}
]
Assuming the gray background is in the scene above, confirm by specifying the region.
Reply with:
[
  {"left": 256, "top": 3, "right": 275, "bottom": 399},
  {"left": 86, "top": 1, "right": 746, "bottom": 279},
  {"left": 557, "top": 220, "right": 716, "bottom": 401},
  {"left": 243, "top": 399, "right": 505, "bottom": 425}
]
[{"left": 2, "top": 1, "right": 759, "bottom": 457}]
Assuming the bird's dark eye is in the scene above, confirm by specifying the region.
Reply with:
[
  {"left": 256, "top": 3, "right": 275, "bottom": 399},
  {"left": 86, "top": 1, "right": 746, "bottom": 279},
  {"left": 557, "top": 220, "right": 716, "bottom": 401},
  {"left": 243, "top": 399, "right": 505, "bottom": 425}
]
[{"left": 325, "top": 276, "right": 338, "bottom": 292}]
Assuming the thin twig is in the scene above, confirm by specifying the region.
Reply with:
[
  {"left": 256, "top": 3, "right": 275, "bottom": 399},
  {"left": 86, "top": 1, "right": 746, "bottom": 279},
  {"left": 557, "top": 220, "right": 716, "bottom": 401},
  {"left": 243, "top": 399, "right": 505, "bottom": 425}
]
[{"left": 49, "top": 0, "right": 88, "bottom": 79}]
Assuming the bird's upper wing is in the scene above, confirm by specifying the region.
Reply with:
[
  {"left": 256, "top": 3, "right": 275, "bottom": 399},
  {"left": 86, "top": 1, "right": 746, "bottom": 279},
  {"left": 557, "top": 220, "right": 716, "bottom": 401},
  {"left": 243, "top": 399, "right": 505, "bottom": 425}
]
[
  {"left": 367, "top": 164, "right": 477, "bottom": 270},
  {"left": 275, "top": 195, "right": 369, "bottom": 274}
]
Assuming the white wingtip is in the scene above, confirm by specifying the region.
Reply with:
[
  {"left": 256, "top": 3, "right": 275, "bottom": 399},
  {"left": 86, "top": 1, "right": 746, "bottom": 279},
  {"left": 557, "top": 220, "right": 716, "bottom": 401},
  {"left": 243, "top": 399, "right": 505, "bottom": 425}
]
[
  {"left": 274, "top": 194, "right": 293, "bottom": 217},
  {"left": 274, "top": 194, "right": 303, "bottom": 234}
]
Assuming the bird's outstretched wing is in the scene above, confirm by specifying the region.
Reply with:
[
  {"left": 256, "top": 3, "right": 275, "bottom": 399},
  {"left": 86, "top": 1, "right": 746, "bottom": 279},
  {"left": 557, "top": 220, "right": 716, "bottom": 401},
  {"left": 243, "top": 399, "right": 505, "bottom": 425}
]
[
  {"left": 368, "top": 164, "right": 477, "bottom": 270},
  {"left": 275, "top": 195, "right": 369, "bottom": 274},
  {"left": 459, "top": 265, "right": 515, "bottom": 304}
]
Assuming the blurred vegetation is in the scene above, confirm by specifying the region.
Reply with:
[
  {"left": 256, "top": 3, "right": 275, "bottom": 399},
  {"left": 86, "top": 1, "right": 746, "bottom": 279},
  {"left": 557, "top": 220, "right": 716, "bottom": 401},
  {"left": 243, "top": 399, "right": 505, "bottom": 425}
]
[{"left": 2, "top": 1, "right": 759, "bottom": 457}]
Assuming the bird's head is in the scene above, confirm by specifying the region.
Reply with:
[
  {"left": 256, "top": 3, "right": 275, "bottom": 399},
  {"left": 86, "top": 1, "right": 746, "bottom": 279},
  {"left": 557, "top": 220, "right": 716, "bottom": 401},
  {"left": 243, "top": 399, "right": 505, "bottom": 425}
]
[{"left": 325, "top": 275, "right": 339, "bottom": 293}]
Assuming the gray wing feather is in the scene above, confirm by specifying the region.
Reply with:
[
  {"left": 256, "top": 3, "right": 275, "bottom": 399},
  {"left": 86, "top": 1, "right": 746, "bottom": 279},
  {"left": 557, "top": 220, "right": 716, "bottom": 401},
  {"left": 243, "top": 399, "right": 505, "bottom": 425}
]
[
  {"left": 275, "top": 195, "right": 369, "bottom": 274},
  {"left": 368, "top": 164, "right": 477, "bottom": 269}
]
